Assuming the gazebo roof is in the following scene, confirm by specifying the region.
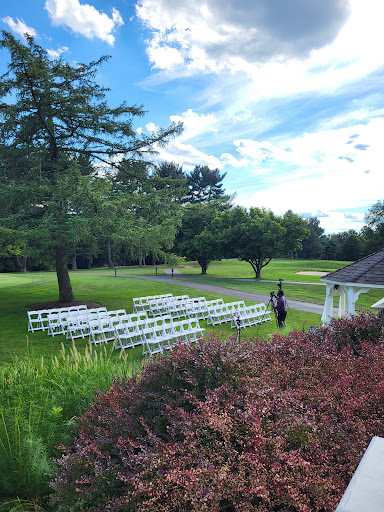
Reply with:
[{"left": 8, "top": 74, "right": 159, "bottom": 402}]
[{"left": 321, "top": 249, "right": 384, "bottom": 286}]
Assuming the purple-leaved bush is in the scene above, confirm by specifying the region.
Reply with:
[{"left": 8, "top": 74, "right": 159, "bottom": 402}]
[{"left": 51, "top": 313, "right": 384, "bottom": 511}]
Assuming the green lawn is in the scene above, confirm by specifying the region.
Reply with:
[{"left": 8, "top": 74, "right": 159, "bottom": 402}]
[
  {"left": 170, "top": 257, "right": 347, "bottom": 281},
  {"left": 85, "top": 258, "right": 384, "bottom": 309},
  {"left": 2, "top": 258, "right": 381, "bottom": 365},
  {"left": 0, "top": 266, "right": 322, "bottom": 364},
  {"left": 89, "top": 258, "right": 348, "bottom": 282}
]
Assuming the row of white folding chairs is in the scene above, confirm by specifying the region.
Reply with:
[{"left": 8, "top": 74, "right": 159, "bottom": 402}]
[
  {"left": 47, "top": 307, "right": 108, "bottom": 337},
  {"left": 84, "top": 312, "right": 150, "bottom": 345},
  {"left": 142, "top": 317, "right": 205, "bottom": 356},
  {"left": 148, "top": 296, "right": 192, "bottom": 318},
  {"left": 133, "top": 294, "right": 173, "bottom": 313},
  {"left": 28, "top": 305, "right": 88, "bottom": 333},
  {"left": 184, "top": 298, "right": 224, "bottom": 319},
  {"left": 207, "top": 301, "right": 246, "bottom": 326},
  {"left": 147, "top": 296, "right": 223, "bottom": 320},
  {"left": 146, "top": 295, "right": 190, "bottom": 317},
  {"left": 114, "top": 315, "right": 205, "bottom": 356},
  {"left": 65, "top": 309, "right": 138, "bottom": 341},
  {"left": 230, "top": 303, "right": 272, "bottom": 329}
]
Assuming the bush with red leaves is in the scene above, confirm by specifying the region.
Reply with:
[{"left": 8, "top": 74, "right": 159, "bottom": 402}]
[
  {"left": 308, "top": 310, "right": 383, "bottom": 352},
  {"left": 51, "top": 313, "right": 384, "bottom": 512}
]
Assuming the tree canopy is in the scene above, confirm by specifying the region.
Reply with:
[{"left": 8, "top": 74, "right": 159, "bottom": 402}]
[
  {"left": 216, "top": 207, "right": 287, "bottom": 278},
  {"left": 0, "top": 31, "right": 182, "bottom": 302},
  {"left": 215, "top": 207, "right": 310, "bottom": 277},
  {"left": 174, "top": 203, "right": 222, "bottom": 274}
]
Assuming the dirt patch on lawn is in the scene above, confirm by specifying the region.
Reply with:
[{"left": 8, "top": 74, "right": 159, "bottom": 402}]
[
  {"left": 295, "top": 271, "right": 329, "bottom": 276},
  {"left": 27, "top": 300, "right": 102, "bottom": 310}
]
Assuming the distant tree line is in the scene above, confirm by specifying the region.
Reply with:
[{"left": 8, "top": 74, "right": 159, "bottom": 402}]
[
  {"left": 2, "top": 150, "right": 382, "bottom": 280},
  {"left": 298, "top": 211, "right": 384, "bottom": 261}
]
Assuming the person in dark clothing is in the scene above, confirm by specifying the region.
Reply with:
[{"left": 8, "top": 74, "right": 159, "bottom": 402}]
[{"left": 274, "top": 289, "right": 287, "bottom": 328}]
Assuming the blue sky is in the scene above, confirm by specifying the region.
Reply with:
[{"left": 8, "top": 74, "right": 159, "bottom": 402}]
[{"left": 1, "top": 0, "right": 384, "bottom": 234}]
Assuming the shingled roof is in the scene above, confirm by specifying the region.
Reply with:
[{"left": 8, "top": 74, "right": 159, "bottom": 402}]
[{"left": 322, "top": 249, "right": 384, "bottom": 286}]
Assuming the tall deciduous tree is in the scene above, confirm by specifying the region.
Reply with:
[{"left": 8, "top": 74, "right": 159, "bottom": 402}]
[
  {"left": 280, "top": 210, "right": 310, "bottom": 257},
  {"left": 174, "top": 203, "right": 222, "bottom": 274},
  {"left": 300, "top": 218, "right": 325, "bottom": 259},
  {"left": 366, "top": 200, "right": 384, "bottom": 227},
  {"left": 217, "top": 207, "right": 286, "bottom": 278},
  {"left": 0, "top": 32, "right": 181, "bottom": 302}
]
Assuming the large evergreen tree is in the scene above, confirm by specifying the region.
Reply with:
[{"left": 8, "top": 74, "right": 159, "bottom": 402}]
[
  {"left": 0, "top": 32, "right": 181, "bottom": 302},
  {"left": 187, "top": 165, "right": 230, "bottom": 204}
]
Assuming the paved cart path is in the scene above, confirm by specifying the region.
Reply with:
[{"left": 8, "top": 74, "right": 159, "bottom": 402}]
[{"left": 114, "top": 273, "right": 324, "bottom": 315}]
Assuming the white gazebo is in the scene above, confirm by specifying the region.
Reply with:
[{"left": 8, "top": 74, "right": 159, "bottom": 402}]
[{"left": 321, "top": 249, "right": 384, "bottom": 324}]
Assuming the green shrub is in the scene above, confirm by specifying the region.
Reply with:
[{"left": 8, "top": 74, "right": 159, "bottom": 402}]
[{"left": 0, "top": 341, "right": 140, "bottom": 505}]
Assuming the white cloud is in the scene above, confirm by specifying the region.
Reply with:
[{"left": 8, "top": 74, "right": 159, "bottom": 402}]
[
  {"left": 145, "top": 122, "right": 159, "bottom": 133},
  {"left": 232, "top": 109, "right": 252, "bottom": 124},
  {"left": 46, "top": 45, "right": 69, "bottom": 59},
  {"left": 45, "top": 0, "right": 123, "bottom": 45},
  {"left": 136, "top": 0, "right": 350, "bottom": 71},
  {"left": 146, "top": 41, "right": 184, "bottom": 70},
  {"left": 225, "top": 117, "right": 384, "bottom": 232},
  {"left": 154, "top": 141, "right": 223, "bottom": 171},
  {"left": 169, "top": 109, "right": 218, "bottom": 141},
  {"left": 1, "top": 17, "right": 37, "bottom": 40},
  {"left": 135, "top": 0, "right": 384, "bottom": 106}
]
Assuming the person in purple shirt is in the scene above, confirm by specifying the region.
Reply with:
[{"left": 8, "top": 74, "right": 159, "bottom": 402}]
[{"left": 274, "top": 289, "right": 287, "bottom": 328}]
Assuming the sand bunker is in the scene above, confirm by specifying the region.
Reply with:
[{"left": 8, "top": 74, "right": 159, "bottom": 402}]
[{"left": 295, "top": 271, "right": 328, "bottom": 276}]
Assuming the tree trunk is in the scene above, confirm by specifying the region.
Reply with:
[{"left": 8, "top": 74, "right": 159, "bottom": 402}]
[
  {"left": 71, "top": 248, "right": 78, "bottom": 271},
  {"left": 107, "top": 240, "right": 113, "bottom": 268},
  {"left": 199, "top": 259, "right": 207, "bottom": 274},
  {"left": 56, "top": 244, "right": 75, "bottom": 303},
  {"left": 15, "top": 255, "right": 27, "bottom": 272}
]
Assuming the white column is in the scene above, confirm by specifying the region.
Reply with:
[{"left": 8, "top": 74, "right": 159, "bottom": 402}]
[
  {"left": 322, "top": 283, "right": 334, "bottom": 324},
  {"left": 343, "top": 286, "right": 370, "bottom": 316},
  {"left": 338, "top": 288, "right": 348, "bottom": 318}
]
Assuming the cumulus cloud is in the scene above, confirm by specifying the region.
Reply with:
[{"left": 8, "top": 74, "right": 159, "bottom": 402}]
[
  {"left": 45, "top": 0, "right": 123, "bottom": 45},
  {"left": 135, "top": 0, "right": 350, "bottom": 71},
  {"left": 1, "top": 17, "right": 37, "bottom": 39},
  {"left": 169, "top": 109, "right": 218, "bottom": 141},
  {"left": 145, "top": 122, "right": 159, "bottom": 133},
  {"left": 136, "top": 0, "right": 384, "bottom": 112},
  {"left": 46, "top": 45, "right": 69, "bottom": 59}
]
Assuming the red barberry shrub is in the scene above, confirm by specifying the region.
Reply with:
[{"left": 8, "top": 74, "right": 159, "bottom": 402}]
[
  {"left": 51, "top": 325, "right": 384, "bottom": 512},
  {"left": 308, "top": 310, "right": 383, "bottom": 352}
]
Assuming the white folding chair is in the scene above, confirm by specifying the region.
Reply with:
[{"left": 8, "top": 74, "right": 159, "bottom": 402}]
[
  {"left": 88, "top": 317, "right": 114, "bottom": 345},
  {"left": 47, "top": 309, "right": 66, "bottom": 336},
  {"left": 27, "top": 310, "right": 44, "bottom": 332},
  {"left": 188, "top": 318, "right": 205, "bottom": 342}
]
